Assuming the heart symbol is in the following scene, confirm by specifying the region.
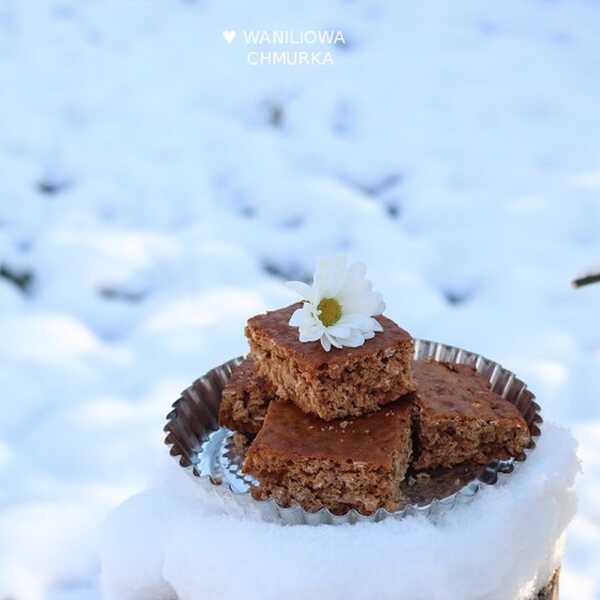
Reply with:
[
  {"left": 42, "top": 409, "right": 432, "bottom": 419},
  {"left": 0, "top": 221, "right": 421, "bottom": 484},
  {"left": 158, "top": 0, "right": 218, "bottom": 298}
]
[{"left": 223, "top": 30, "right": 236, "bottom": 44}]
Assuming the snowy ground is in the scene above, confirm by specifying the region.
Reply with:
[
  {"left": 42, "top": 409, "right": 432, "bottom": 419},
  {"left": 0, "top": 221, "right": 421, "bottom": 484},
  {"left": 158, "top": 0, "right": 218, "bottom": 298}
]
[
  {"left": 100, "top": 425, "right": 579, "bottom": 600},
  {"left": 1, "top": 0, "right": 600, "bottom": 598}
]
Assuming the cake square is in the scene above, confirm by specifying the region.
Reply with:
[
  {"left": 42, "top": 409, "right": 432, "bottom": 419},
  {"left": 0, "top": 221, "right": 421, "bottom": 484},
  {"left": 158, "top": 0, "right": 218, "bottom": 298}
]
[
  {"left": 245, "top": 303, "right": 415, "bottom": 421},
  {"left": 243, "top": 398, "right": 413, "bottom": 514},
  {"left": 218, "top": 358, "right": 274, "bottom": 435},
  {"left": 412, "top": 360, "right": 531, "bottom": 470}
]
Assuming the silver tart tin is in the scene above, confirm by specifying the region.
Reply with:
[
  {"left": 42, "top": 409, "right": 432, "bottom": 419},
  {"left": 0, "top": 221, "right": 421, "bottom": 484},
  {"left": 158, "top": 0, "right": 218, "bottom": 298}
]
[{"left": 164, "top": 339, "right": 542, "bottom": 526}]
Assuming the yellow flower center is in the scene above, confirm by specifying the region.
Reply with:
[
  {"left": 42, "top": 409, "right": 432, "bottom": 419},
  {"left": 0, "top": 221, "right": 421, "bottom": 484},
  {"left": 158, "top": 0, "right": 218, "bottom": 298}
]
[{"left": 317, "top": 297, "right": 342, "bottom": 327}]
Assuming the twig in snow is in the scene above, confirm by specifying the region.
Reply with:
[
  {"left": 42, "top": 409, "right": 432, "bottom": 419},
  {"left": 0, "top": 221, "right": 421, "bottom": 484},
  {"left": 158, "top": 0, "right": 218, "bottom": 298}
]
[{"left": 572, "top": 272, "right": 600, "bottom": 288}]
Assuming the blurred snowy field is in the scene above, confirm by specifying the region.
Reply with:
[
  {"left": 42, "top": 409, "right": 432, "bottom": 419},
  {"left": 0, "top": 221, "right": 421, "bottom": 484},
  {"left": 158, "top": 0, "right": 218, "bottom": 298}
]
[{"left": 1, "top": 0, "right": 600, "bottom": 598}]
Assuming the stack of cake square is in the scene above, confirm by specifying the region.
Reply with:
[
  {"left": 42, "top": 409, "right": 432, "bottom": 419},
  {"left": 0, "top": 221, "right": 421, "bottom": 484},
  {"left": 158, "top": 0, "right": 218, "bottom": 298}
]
[{"left": 219, "top": 303, "right": 531, "bottom": 515}]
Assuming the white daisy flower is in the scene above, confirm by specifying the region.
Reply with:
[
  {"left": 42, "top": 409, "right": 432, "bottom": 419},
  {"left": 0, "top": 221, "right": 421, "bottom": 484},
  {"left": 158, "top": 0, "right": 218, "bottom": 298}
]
[{"left": 286, "top": 256, "right": 385, "bottom": 352}]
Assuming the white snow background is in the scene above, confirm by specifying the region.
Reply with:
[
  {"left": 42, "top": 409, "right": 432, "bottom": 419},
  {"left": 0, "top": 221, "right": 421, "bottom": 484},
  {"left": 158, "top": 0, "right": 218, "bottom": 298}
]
[{"left": 1, "top": 0, "right": 599, "bottom": 598}]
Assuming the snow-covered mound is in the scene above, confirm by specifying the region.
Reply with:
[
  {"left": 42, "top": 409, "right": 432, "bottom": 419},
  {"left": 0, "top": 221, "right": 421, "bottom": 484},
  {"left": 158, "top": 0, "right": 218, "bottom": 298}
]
[
  {"left": 1, "top": 0, "right": 600, "bottom": 598},
  {"left": 101, "top": 425, "right": 578, "bottom": 600}
]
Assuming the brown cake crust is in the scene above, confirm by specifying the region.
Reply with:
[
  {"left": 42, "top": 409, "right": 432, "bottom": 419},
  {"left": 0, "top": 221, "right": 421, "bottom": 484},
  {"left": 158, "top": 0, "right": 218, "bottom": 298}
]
[
  {"left": 246, "top": 303, "right": 413, "bottom": 368},
  {"left": 243, "top": 399, "right": 413, "bottom": 514},
  {"left": 245, "top": 303, "right": 416, "bottom": 421},
  {"left": 412, "top": 360, "right": 531, "bottom": 470},
  {"left": 218, "top": 358, "right": 274, "bottom": 434}
]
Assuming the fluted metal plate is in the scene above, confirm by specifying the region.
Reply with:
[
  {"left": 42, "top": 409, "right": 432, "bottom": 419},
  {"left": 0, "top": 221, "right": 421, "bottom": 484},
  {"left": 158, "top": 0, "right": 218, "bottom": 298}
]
[{"left": 164, "top": 339, "right": 542, "bottom": 526}]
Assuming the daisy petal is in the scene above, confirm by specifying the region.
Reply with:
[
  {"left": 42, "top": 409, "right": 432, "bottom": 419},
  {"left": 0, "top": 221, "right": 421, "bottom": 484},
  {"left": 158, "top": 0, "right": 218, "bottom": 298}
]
[
  {"left": 372, "top": 293, "right": 385, "bottom": 316},
  {"left": 339, "top": 289, "right": 383, "bottom": 316},
  {"left": 339, "top": 313, "right": 372, "bottom": 329},
  {"left": 342, "top": 331, "right": 366, "bottom": 347},
  {"left": 320, "top": 335, "right": 332, "bottom": 352},
  {"left": 315, "top": 255, "right": 346, "bottom": 297},
  {"left": 326, "top": 332, "right": 343, "bottom": 348},
  {"left": 326, "top": 324, "right": 351, "bottom": 338},
  {"left": 285, "top": 281, "right": 315, "bottom": 302},
  {"left": 331, "top": 255, "right": 347, "bottom": 293},
  {"left": 348, "top": 261, "right": 367, "bottom": 279},
  {"left": 370, "top": 317, "right": 384, "bottom": 332},
  {"left": 314, "top": 257, "right": 333, "bottom": 296},
  {"left": 288, "top": 307, "right": 307, "bottom": 327},
  {"left": 341, "top": 262, "right": 367, "bottom": 296},
  {"left": 300, "top": 328, "right": 323, "bottom": 343}
]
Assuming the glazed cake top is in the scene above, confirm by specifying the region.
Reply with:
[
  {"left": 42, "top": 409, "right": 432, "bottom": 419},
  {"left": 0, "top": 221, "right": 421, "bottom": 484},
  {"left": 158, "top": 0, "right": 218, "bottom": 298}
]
[
  {"left": 245, "top": 303, "right": 413, "bottom": 368},
  {"left": 223, "top": 357, "right": 271, "bottom": 396},
  {"left": 245, "top": 398, "right": 412, "bottom": 469},
  {"left": 413, "top": 360, "right": 529, "bottom": 428}
]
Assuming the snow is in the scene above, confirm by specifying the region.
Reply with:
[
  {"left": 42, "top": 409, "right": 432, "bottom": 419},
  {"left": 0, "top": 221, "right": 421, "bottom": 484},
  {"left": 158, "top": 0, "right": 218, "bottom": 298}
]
[
  {"left": 101, "top": 425, "right": 578, "bottom": 600},
  {"left": 1, "top": 0, "right": 600, "bottom": 598}
]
